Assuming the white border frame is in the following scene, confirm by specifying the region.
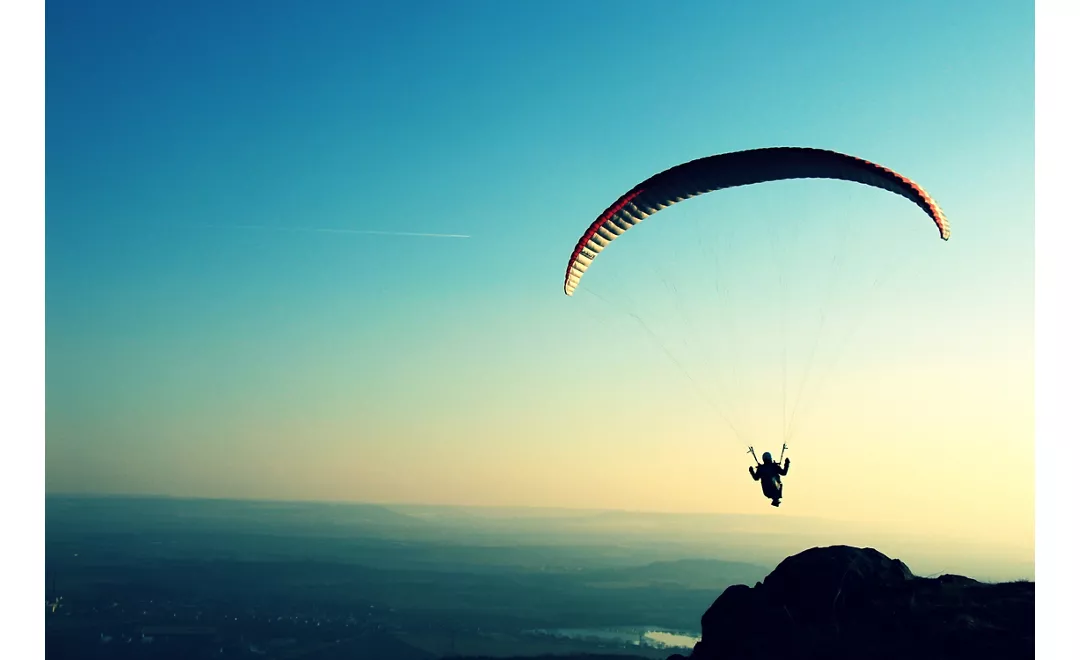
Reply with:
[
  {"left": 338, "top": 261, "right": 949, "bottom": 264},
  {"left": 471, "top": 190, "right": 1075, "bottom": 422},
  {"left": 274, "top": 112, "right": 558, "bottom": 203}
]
[
  {"left": 5, "top": 1, "right": 1071, "bottom": 658},
  {"left": 1035, "top": 0, "right": 1077, "bottom": 657},
  {"left": 1, "top": 1, "right": 45, "bottom": 659}
]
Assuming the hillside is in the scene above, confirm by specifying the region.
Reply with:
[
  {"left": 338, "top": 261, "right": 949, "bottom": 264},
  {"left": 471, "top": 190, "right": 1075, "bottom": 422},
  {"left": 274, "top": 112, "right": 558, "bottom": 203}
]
[{"left": 667, "top": 545, "right": 1033, "bottom": 660}]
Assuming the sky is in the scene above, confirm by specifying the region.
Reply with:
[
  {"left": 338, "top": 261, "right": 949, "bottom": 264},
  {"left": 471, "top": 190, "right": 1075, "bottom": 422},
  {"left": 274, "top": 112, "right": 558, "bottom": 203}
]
[{"left": 45, "top": 0, "right": 1033, "bottom": 556}]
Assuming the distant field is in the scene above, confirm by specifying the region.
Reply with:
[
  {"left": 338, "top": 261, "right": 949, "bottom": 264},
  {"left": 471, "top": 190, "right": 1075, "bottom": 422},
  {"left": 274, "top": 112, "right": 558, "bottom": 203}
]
[
  {"left": 400, "top": 630, "right": 672, "bottom": 659},
  {"left": 45, "top": 496, "right": 770, "bottom": 658}
]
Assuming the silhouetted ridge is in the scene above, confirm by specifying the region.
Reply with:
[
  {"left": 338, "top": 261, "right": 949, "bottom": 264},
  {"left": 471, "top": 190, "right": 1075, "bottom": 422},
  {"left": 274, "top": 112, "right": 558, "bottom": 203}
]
[{"left": 667, "top": 545, "right": 1033, "bottom": 660}]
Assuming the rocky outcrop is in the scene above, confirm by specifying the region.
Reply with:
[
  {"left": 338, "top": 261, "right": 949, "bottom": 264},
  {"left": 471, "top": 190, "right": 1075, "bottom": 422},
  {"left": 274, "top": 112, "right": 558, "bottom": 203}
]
[{"left": 668, "top": 545, "right": 1033, "bottom": 660}]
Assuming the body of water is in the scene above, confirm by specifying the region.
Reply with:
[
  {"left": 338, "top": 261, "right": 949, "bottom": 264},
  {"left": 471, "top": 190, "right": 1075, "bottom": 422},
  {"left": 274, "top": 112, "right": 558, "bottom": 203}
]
[{"left": 527, "top": 627, "right": 701, "bottom": 650}]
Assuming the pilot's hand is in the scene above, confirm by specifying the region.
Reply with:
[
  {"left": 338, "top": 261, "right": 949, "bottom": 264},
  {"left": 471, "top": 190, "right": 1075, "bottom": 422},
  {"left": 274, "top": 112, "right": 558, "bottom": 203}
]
[{"left": 785, "top": 458, "right": 791, "bottom": 466}]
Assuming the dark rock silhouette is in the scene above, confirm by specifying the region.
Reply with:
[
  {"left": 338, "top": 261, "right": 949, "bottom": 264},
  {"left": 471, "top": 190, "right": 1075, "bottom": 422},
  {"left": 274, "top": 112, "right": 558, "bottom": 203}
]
[{"left": 667, "top": 545, "right": 1033, "bottom": 660}]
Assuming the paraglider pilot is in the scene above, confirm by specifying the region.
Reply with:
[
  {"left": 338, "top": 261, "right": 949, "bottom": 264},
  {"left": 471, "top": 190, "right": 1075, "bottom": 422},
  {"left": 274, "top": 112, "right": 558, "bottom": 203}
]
[{"left": 749, "top": 451, "right": 790, "bottom": 507}]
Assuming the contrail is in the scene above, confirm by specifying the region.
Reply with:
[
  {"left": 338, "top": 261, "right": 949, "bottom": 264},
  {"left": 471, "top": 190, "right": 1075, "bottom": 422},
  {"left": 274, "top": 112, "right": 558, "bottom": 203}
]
[{"left": 186, "top": 222, "right": 471, "bottom": 239}]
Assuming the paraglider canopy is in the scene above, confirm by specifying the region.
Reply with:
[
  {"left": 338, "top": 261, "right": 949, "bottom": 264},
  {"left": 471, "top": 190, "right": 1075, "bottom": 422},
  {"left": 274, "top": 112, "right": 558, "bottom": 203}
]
[{"left": 563, "top": 146, "right": 949, "bottom": 296}]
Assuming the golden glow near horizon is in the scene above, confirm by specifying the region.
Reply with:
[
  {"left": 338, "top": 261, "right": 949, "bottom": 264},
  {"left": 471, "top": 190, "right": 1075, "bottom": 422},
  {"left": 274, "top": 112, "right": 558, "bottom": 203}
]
[{"left": 47, "top": 345, "right": 1033, "bottom": 562}]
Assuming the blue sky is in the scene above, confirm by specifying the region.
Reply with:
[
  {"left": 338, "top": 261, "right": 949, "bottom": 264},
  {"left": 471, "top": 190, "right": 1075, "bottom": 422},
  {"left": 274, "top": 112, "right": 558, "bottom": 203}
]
[{"left": 46, "top": 0, "right": 1033, "bottom": 544}]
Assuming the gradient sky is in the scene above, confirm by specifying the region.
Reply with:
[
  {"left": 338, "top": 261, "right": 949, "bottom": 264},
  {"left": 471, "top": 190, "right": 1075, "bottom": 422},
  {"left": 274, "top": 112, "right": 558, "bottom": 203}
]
[{"left": 46, "top": 0, "right": 1033, "bottom": 553}]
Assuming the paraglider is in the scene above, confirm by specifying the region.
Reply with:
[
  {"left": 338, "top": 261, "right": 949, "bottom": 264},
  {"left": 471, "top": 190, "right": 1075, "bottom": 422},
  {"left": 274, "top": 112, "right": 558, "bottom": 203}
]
[
  {"left": 561, "top": 146, "right": 949, "bottom": 507},
  {"left": 748, "top": 446, "right": 790, "bottom": 507}
]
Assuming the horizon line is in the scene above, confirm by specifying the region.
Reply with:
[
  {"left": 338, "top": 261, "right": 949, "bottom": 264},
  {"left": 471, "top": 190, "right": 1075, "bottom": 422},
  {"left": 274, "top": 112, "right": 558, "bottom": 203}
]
[{"left": 43, "top": 490, "right": 816, "bottom": 518}]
